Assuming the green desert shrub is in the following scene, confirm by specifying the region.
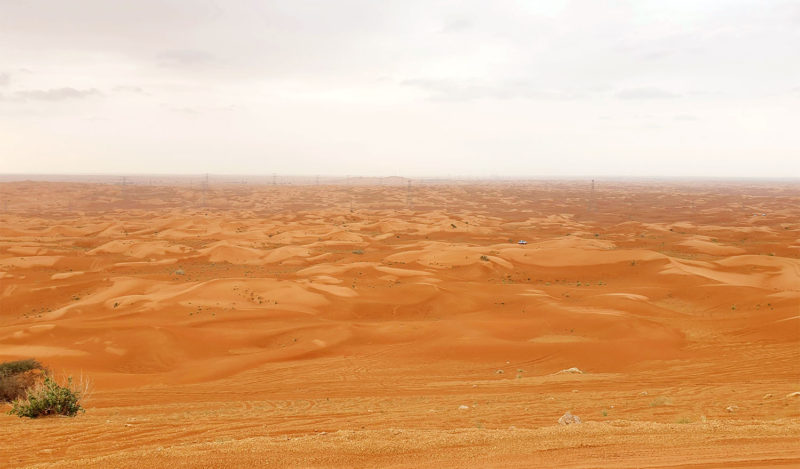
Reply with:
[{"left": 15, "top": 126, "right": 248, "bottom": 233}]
[{"left": 9, "top": 375, "right": 86, "bottom": 418}]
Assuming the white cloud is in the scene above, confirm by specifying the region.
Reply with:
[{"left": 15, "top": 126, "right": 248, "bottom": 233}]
[
  {"left": 13, "top": 88, "right": 102, "bottom": 101},
  {"left": 0, "top": 0, "right": 797, "bottom": 177},
  {"left": 157, "top": 49, "right": 217, "bottom": 68},
  {"left": 616, "top": 87, "right": 681, "bottom": 100}
]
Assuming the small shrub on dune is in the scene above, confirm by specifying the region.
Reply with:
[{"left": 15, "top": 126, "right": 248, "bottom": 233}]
[{"left": 8, "top": 374, "right": 89, "bottom": 418}]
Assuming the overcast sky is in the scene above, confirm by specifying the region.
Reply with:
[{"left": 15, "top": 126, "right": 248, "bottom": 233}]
[{"left": 1, "top": 0, "right": 798, "bottom": 178}]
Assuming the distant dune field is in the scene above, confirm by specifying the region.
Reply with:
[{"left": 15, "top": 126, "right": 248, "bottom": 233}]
[{"left": 1, "top": 180, "right": 798, "bottom": 467}]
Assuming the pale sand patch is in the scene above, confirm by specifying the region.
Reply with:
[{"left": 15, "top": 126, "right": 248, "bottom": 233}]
[
  {"left": 307, "top": 283, "right": 359, "bottom": 297},
  {"left": 375, "top": 265, "right": 432, "bottom": 277},
  {"left": 51, "top": 271, "right": 85, "bottom": 280},
  {"left": 0, "top": 256, "right": 62, "bottom": 268},
  {"left": 599, "top": 293, "right": 650, "bottom": 301}
]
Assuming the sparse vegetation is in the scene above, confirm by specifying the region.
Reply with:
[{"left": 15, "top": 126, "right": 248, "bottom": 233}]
[
  {"left": 480, "top": 255, "right": 489, "bottom": 261},
  {"left": 2, "top": 359, "right": 88, "bottom": 418},
  {"left": 9, "top": 374, "right": 87, "bottom": 418}
]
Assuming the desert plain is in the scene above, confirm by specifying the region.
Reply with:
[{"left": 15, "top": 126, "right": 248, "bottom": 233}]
[{"left": 0, "top": 178, "right": 798, "bottom": 468}]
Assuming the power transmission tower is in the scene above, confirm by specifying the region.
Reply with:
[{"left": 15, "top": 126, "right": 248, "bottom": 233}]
[
  {"left": 120, "top": 176, "right": 130, "bottom": 201},
  {"left": 201, "top": 173, "right": 209, "bottom": 208}
]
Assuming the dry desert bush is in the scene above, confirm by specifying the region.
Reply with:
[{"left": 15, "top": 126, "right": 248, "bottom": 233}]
[
  {"left": 2, "top": 359, "right": 90, "bottom": 418},
  {"left": 0, "top": 359, "right": 44, "bottom": 402}
]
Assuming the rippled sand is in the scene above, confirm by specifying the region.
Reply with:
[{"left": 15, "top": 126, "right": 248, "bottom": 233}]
[{"left": 1, "top": 179, "right": 798, "bottom": 467}]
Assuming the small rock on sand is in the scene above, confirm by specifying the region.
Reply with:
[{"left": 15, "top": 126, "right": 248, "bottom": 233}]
[
  {"left": 496, "top": 369, "right": 504, "bottom": 374},
  {"left": 458, "top": 405, "right": 469, "bottom": 410},
  {"left": 787, "top": 392, "right": 800, "bottom": 398},
  {"left": 763, "top": 393, "right": 773, "bottom": 399},
  {"left": 557, "top": 367, "right": 584, "bottom": 374},
  {"left": 558, "top": 411, "right": 582, "bottom": 425},
  {"left": 726, "top": 405, "right": 739, "bottom": 413}
]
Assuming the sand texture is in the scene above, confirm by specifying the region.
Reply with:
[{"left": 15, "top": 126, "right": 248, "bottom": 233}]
[{"left": 1, "top": 180, "right": 798, "bottom": 467}]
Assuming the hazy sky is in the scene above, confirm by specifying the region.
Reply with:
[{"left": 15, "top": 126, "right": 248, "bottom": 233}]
[{"left": 1, "top": 0, "right": 798, "bottom": 178}]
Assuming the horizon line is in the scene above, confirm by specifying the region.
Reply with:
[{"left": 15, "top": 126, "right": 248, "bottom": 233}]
[{"left": 1, "top": 173, "right": 799, "bottom": 183}]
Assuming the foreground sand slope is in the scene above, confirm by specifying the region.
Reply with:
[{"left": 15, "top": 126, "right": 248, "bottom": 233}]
[{"left": 0, "top": 180, "right": 798, "bottom": 467}]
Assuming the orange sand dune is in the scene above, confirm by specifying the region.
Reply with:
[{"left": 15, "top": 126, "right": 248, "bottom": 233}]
[{"left": 0, "top": 180, "right": 799, "bottom": 468}]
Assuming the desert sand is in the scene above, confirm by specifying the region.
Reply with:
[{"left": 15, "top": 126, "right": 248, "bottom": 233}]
[{"left": 0, "top": 179, "right": 798, "bottom": 468}]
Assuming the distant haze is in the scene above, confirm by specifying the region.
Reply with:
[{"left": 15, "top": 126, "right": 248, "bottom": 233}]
[{"left": 1, "top": 1, "right": 798, "bottom": 178}]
